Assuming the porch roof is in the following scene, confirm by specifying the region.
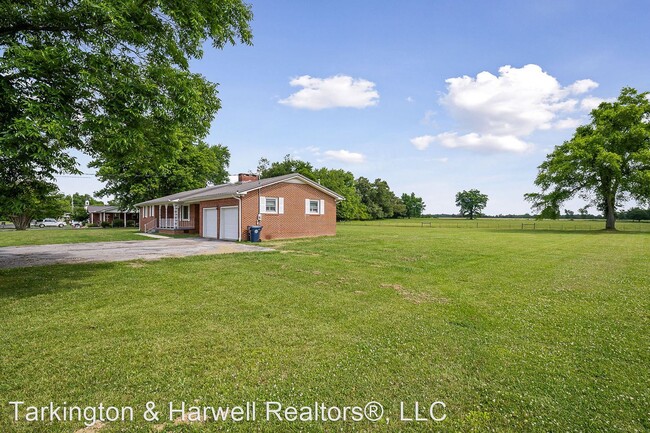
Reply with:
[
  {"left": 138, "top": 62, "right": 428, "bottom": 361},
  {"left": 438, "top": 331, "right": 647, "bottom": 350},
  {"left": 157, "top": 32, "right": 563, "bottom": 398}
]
[
  {"left": 87, "top": 205, "right": 137, "bottom": 214},
  {"left": 135, "top": 173, "right": 344, "bottom": 207}
]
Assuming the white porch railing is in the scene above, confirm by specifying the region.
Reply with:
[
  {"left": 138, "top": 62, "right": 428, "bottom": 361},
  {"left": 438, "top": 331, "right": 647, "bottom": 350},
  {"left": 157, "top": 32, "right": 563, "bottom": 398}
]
[{"left": 159, "top": 218, "right": 194, "bottom": 229}]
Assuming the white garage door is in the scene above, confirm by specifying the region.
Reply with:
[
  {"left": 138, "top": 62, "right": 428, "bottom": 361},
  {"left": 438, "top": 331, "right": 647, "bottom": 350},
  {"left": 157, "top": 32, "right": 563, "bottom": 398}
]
[
  {"left": 220, "top": 206, "right": 238, "bottom": 241},
  {"left": 203, "top": 208, "right": 217, "bottom": 238}
]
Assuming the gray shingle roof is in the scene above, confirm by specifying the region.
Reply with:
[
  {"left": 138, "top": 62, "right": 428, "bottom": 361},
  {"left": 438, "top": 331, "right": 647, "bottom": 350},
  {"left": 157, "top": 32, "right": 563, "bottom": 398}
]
[
  {"left": 87, "top": 205, "right": 137, "bottom": 213},
  {"left": 135, "top": 173, "right": 344, "bottom": 206}
]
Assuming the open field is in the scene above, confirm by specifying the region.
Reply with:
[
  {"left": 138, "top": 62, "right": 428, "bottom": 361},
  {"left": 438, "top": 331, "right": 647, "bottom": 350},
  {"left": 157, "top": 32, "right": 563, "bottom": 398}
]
[
  {"left": 343, "top": 217, "right": 650, "bottom": 232},
  {"left": 0, "top": 228, "right": 147, "bottom": 247},
  {"left": 0, "top": 225, "right": 648, "bottom": 432}
]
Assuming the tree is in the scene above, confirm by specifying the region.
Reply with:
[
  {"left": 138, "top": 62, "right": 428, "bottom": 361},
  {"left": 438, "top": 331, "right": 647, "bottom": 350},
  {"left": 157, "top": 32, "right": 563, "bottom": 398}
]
[
  {"left": 455, "top": 189, "right": 488, "bottom": 219},
  {"left": 258, "top": 155, "right": 316, "bottom": 180},
  {"left": 1, "top": 0, "right": 253, "bottom": 223},
  {"left": 623, "top": 207, "right": 649, "bottom": 222},
  {"left": 312, "top": 168, "right": 368, "bottom": 220},
  {"left": 401, "top": 193, "right": 426, "bottom": 218},
  {"left": 525, "top": 88, "right": 650, "bottom": 230},
  {"left": 92, "top": 142, "right": 230, "bottom": 207},
  {"left": 392, "top": 196, "right": 408, "bottom": 218},
  {"left": 356, "top": 177, "right": 401, "bottom": 219}
]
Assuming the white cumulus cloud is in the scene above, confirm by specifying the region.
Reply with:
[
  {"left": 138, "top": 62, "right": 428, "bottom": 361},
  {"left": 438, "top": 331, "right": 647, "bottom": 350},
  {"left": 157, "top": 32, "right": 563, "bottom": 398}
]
[
  {"left": 323, "top": 149, "right": 366, "bottom": 164},
  {"left": 410, "top": 135, "right": 436, "bottom": 150},
  {"left": 415, "top": 64, "right": 602, "bottom": 153},
  {"left": 553, "top": 118, "right": 582, "bottom": 130},
  {"left": 434, "top": 132, "right": 532, "bottom": 153},
  {"left": 579, "top": 96, "right": 615, "bottom": 111},
  {"left": 279, "top": 75, "right": 379, "bottom": 110}
]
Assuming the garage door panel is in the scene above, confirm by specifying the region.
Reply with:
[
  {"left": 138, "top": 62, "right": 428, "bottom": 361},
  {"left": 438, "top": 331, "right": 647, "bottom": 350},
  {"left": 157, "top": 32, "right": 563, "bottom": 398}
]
[
  {"left": 203, "top": 208, "right": 217, "bottom": 238},
  {"left": 220, "top": 207, "right": 238, "bottom": 240}
]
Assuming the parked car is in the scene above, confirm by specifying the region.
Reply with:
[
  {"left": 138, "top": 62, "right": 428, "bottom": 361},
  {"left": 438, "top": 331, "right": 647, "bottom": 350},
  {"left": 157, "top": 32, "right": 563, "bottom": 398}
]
[
  {"left": 69, "top": 220, "right": 83, "bottom": 228},
  {"left": 33, "top": 218, "right": 65, "bottom": 228},
  {"left": 0, "top": 221, "right": 15, "bottom": 229}
]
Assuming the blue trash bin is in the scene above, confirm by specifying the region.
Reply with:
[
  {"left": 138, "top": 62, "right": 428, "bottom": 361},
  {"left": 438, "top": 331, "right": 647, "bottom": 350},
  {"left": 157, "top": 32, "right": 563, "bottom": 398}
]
[{"left": 248, "top": 225, "right": 263, "bottom": 242}]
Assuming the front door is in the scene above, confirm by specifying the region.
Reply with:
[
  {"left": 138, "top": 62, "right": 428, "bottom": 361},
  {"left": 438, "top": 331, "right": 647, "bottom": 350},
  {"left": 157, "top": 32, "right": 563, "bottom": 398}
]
[
  {"left": 203, "top": 208, "right": 217, "bottom": 238},
  {"left": 219, "top": 206, "right": 238, "bottom": 241}
]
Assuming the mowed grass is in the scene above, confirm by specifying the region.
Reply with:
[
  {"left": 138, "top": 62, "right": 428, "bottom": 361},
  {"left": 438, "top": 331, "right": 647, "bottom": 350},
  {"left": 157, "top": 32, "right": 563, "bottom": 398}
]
[
  {"left": 343, "top": 217, "right": 650, "bottom": 232},
  {"left": 0, "top": 225, "right": 648, "bottom": 432},
  {"left": 0, "top": 228, "right": 147, "bottom": 247}
]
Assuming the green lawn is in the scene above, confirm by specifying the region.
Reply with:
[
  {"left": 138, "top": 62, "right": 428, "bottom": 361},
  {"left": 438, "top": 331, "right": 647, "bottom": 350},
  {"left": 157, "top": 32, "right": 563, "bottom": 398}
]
[
  {"left": 1, "top": 225, "right": 648, "bottom": 432},
  {"left": 343, "top": 217, "right": 650, "bottom": 232},
  {"left": 0, "top": 228, "right": 147, "bottom": 247}
]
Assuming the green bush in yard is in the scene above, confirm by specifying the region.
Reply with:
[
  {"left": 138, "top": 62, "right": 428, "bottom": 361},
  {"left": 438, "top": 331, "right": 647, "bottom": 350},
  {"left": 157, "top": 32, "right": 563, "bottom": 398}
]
[
  {"left": 100, "top": 221, "right": 111, "bottom": 228},
  {"left": 112, "top": 218, "right": 124, "bottom": 227}
]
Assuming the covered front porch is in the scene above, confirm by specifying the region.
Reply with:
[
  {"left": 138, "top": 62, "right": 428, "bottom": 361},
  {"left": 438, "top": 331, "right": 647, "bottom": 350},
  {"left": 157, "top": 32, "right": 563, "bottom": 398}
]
[{"left": 144, "top": 203, "right": 199, "bottom": 234}]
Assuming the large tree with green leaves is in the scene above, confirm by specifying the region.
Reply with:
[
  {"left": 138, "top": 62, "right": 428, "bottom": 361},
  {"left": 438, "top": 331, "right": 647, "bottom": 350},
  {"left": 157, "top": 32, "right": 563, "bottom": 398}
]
[
  {"left": 0, "top": 0, "right": 253, "bottom": 228},
  {"left": 356, "top": 177, "right": 402, "bottom": 219},
  {"left": 455, "top": 189, "right": 488, "bottom": 220},
  {"left": 401, "top": 193, "right": 426, "bottom": 218},
  {"left": 92, "top": 142, "right": 230, "bottom": 207},
  {"left": 313, "top": 168, "right": 368, "bottom": 221},
  {"left": 258, "top": 155, "right": 316, "bottom": 180},
  {"left": 525, "top": 88, "right": 650, "bottom": 230}
]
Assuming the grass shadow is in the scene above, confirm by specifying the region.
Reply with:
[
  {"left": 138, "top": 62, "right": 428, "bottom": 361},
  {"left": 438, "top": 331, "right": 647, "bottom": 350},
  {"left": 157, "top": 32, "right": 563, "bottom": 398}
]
[{"left": 0, "top": 261, "right": 117, "bottom": 300}]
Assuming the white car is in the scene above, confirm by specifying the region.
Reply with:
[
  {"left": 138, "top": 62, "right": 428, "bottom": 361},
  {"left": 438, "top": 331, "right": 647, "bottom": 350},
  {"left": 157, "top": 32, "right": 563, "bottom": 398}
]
[{"left": 34, "top": 218, "right": 65, "bottom": 228}]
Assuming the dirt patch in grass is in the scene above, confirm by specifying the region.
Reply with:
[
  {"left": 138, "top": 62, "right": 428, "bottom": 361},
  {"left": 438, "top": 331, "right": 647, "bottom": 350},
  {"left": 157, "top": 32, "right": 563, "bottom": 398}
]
[
  {"left": 279, "top": 249, "right": 321, "bottom": 256},
  {"left": 380, "top": 283, "right": 448, "bottom": 304}
]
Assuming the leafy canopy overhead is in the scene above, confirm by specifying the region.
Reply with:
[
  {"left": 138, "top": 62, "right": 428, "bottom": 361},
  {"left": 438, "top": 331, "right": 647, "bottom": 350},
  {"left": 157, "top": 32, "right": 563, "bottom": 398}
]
[
  {"left": 525, "top": 87, "right": 650, "bottom": 230},
  {"left": 0, "top": 0, "right": 253, "bottom": 226}
]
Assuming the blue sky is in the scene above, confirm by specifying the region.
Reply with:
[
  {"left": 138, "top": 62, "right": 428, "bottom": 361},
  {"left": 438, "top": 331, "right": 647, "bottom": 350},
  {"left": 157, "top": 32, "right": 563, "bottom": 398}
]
[{"left": 58, "top": 0, "right": 650, "bottom": 214}]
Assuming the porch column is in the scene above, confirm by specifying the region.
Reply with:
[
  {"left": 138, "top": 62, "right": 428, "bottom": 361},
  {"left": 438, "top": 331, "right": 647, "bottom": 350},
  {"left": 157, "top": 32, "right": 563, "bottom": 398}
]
[
  {"left": 124, "top": 211, "right": 127, "bottom": 227},
  {"left": 173, "top": 204, "right": 179, "bottom": 229},
  {"left": 159, "top": 205, "right": 162, "bottom": 228}
]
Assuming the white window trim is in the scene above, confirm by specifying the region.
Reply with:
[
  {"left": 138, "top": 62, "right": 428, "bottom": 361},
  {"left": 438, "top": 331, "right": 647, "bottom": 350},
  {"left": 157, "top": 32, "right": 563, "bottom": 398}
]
[
  {"left": 305, "top": 199, "right": 326, "bottom": 215},
  {"left": 181, "top": 205, "right": 190, "bottom": 221},
  {"left": 260, "top": 196, "right": 279, "bottom": 214}
]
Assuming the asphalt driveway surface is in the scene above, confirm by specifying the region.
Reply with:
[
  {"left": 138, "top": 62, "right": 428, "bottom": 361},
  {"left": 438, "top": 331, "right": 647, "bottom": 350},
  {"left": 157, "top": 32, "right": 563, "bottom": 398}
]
[{"left": 0, "top": 238, "right": 273, "bottom": 269}]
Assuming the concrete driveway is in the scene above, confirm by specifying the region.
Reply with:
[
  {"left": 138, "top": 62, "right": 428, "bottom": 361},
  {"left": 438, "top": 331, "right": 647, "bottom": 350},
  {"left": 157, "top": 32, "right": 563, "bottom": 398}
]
[{"left": 0, "top": 238, "right": 273, "bottom": 269}]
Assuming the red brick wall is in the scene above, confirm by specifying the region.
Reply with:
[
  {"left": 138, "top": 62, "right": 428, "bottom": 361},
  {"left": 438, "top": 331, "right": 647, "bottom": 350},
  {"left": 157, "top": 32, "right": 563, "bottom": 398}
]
[
  {"left": 139, "top": 206, "right": 156, "bottom": 232},
  {"left": 240, "top": 182, "right": 336, "bottom": 240}
]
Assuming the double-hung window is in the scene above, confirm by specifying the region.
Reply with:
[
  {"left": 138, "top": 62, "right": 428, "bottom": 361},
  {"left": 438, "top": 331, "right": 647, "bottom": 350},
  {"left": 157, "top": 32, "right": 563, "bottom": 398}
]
[
  {"left": 260, "top": 196, "right": 284, "bottom": 214},
  {"left": 265, "top": 198, "right": 277, "bottom": 213},
  {"left": 305, "top": 199, "right": 325, "bottom": 215}
]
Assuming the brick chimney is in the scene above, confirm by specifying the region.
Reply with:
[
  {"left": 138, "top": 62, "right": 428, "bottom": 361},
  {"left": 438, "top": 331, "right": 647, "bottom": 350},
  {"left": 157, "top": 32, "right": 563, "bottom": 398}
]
[{"left": 238, "top": 173, "right": 259, "bottom": 183}]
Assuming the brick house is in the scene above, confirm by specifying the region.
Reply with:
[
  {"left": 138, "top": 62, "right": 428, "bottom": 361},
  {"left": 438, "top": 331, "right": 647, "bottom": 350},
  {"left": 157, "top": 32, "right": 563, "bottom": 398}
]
[
  {"left": 87, "top": 205, "right": 139, "bottom": 227},
  {"left": 135, "top": 173, "right": 344, "bottom": 241}
]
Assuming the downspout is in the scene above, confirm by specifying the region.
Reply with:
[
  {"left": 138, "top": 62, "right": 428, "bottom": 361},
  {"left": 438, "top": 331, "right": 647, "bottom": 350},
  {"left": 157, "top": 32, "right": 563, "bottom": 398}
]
[{"left": 235, "top": 194, "right": 242, "bottom": 242}]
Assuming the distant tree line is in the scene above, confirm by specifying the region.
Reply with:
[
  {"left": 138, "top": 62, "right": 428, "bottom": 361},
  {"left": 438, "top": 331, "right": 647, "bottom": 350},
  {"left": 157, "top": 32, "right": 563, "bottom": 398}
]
[
  {"left": 258, "top": 155, "right": 425, "bottom": 221},
  {"left": 618, "top": 207, "right": 650, "bottom": 221}
]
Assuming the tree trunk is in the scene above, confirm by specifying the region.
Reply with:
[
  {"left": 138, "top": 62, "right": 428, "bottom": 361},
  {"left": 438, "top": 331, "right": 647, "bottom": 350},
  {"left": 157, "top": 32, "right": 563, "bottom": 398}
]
[
  {"left": 605, "top": 196, "right": 616, "bottom": 230},
  {"left": 10, "top": 214, "right": 32, "bottom": 230}
]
